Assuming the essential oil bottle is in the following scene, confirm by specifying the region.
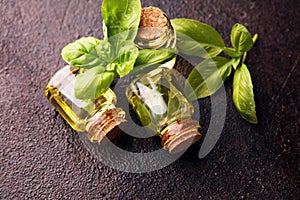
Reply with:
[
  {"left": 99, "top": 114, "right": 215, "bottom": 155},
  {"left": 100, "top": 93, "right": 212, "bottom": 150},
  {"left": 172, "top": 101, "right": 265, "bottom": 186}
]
[
  {"left": 126, "top": 67, "right": 201, "bottom": 154},
  {"left": 135, "top": 6, "right": 176, "bottom": 49},
  {"left": 45, "top": 65, "right": 126, "bottom": 142},
  {"left": 135, "top": 6, "right": 177, "bottom": 70}
]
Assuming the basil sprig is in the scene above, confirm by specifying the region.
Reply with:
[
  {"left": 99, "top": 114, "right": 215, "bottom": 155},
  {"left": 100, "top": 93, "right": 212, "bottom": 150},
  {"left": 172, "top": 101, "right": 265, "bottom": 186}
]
[
  {"left": 61, "top": 0, "right": 141, "bottom": 100},
  {"left": 173, "top": 21, "right": 258, "bottom": 123},
  {"left": 61, "top": 36, "right": 139, "bottom": 99}
]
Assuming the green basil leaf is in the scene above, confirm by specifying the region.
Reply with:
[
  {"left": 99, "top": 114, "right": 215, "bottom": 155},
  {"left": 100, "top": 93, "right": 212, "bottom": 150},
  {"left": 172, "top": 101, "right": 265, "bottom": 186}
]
[
  {"left": 185, "top": 56, "right": 232, "bottom": 100},
  {"left": 233, "top": 64, "right": 257, "bottom": 124},
  {"left": 130, "top": 48, "right": 177, "bottom": 75},
  {"left": 112, "top": 41, "right": 139, "bottom": 77},
  {"left": 74, "top": 66, "right": 114, "bottom": 100},
  {"left": 135, "top": 48, "right": 177, "bottom": 66},
  {"left": 133, "top": 97, "right": 152, "bottom": 126},
  {"left": 61, "top": 37, "right": 113, "bottom": 69},
  {"left": 231, "top": 23, "right": 254, "bottom": 53},
  {"left": 224, "top": 47, "right": 243, "bottom": 58},
  {"left": 171, "top": 18, "right": 225, "bottom": 58},
  {"left": 102, "top": 0, "right": 141, "bottom": 41},
  {"left": 167, "top": 90, "right": 180, "bottom": 120}
]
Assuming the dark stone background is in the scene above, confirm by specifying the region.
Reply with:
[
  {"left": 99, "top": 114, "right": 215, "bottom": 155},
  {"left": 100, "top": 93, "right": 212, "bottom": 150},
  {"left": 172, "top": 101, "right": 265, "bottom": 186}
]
[{"left": 0, "top": 0, "right": 299, "bottom": 199}]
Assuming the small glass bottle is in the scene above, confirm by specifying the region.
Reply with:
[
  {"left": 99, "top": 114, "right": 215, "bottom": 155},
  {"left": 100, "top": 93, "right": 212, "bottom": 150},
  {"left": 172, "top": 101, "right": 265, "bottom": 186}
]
[
  {"left": 135, "top": 6, "right": 177, "bottom": 69},
  {"left": 45, "top": 65, "right": 126, "bottom": 142},
  {"left": 126, "top": 68, "right": 201, "bottom": 154},
  {"left": 135, "top": 6, "right": 176, "bottom": 49}
]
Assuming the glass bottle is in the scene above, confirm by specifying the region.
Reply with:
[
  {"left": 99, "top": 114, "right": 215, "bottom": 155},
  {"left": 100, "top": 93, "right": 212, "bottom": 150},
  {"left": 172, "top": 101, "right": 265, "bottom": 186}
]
[
  {"left": 45, "top": 65, "right": 126, "bottom": 142},
  {"left": 135, "top": 6, "right": 177, "bottom": 69},
  {"left": 126, "top": 68, "right": 201, "bottom": 154},
  {"left": 135, "top": 7, "right": 176, "bottom": 49}
]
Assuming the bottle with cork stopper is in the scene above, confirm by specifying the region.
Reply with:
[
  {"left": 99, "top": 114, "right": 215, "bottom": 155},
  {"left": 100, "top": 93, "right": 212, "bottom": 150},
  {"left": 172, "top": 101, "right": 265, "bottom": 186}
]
[
  {"left": 45, "top": 66, "right": 126, "bottom": 143},
  {"left": 135, "top": 6, "right": 176, "bottom": 50},
  {"left": 126, "top": 67, "right": 201, "bottom": 154}
]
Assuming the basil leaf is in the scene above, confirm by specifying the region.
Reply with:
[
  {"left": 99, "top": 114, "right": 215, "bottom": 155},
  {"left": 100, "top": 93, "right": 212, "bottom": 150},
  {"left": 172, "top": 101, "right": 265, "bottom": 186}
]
[
  {"left": 111, "top": 41, "right": 139, "bottom": 77},
  {"left": 135, "top": 48, "right": 177, "bottom": 66},
  {"left": 133, "top": 98, "right": 152, "bottom": 126},
  {"left": 61, "top": 37, "right": 113, "bottom": 69},
  {"left": 102, "top": 0, "right": 141, "bottom": 41},
  {"left": 167, "top": 90, "right": 180, "bottom": 120},
  {"left": 233, "top": 64, "right": 258, "bottom": 124},
  {"left": 185, "top": 56, "right": 232, "bottom": 100},
  {"left": 224, "top": 47, "right": 243, "bottom": 58},
  {"left": 130, "top": 48, "right": 177, "bottom": 75},
  {"left": 74, "top": 66, "right": 114, "bottom": 100},
  {"left": 171, "top": 18, "right": 225, "bottom": 58},
  {"left": 231, "top": 23, "right": 254, "bottom": 53}
]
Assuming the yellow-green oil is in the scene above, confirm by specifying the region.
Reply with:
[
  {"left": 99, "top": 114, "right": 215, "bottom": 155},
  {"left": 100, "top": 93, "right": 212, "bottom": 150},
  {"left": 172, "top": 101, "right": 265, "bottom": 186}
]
[
  {"left": 45, "top": 85, "right": 87, "bottom": 132},
  {"left": 45, "top": 66, "right": 116, "bottom": 132}
]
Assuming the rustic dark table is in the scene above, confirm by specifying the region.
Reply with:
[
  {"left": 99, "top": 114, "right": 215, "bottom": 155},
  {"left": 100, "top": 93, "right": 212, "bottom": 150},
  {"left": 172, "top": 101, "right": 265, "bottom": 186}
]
[{"left": 1, "top": 0, "right": 299, "bottom": 199}]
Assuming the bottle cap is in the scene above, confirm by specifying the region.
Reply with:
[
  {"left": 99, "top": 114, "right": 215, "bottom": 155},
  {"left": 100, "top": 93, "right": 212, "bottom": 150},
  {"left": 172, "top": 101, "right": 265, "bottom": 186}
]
[{"left": 88, "top": 108, "right": 127, "bottom": 143}]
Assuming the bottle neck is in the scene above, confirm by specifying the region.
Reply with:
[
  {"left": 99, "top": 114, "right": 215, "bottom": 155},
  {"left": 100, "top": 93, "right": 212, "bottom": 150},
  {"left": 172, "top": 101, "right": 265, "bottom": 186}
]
[{"left": 161, "top": 119, "right": 201, "bottom": 154}]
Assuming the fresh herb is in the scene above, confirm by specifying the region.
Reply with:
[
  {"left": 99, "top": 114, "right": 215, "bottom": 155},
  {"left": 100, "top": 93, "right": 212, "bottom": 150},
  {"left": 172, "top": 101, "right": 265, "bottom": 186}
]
[
  {"left": 107, "top": 40, "right": 139, "bottom": 77},
  {"left": 61, "top": 0, "right": 141, "bottom": 100},
  {"left": 233, "top": 64, "right": 257, "bottom": 123},
  {"left": 61, "top": 37, "right": 139, "bottom": 100},
  {"left": 172, "top": 20, "right": 258, "bottom": 123}
]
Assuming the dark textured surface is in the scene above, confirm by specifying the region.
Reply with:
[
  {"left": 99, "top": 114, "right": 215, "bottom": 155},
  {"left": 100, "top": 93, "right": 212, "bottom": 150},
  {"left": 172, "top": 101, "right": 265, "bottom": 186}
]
[{"left": 1, "top": 0, "right": 299, "bottom": 199}]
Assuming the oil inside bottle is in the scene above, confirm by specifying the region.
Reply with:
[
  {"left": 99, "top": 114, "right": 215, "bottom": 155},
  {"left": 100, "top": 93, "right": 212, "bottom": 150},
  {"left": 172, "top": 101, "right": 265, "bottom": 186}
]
[{"left": 45, "top": 66, "right": 117, "bottom": 133}]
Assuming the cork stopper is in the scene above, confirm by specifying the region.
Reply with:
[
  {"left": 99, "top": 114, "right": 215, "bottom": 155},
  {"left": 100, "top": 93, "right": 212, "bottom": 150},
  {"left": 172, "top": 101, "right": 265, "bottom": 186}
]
[
  {"left": 161, "top": 119, "right": 201, "bottom": 154},
  {"left": 138, "top": 7, "right": 168, "bottom": 41},
  {"left": 88, "top": 108, "right": 126, "bottom": 143}
]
